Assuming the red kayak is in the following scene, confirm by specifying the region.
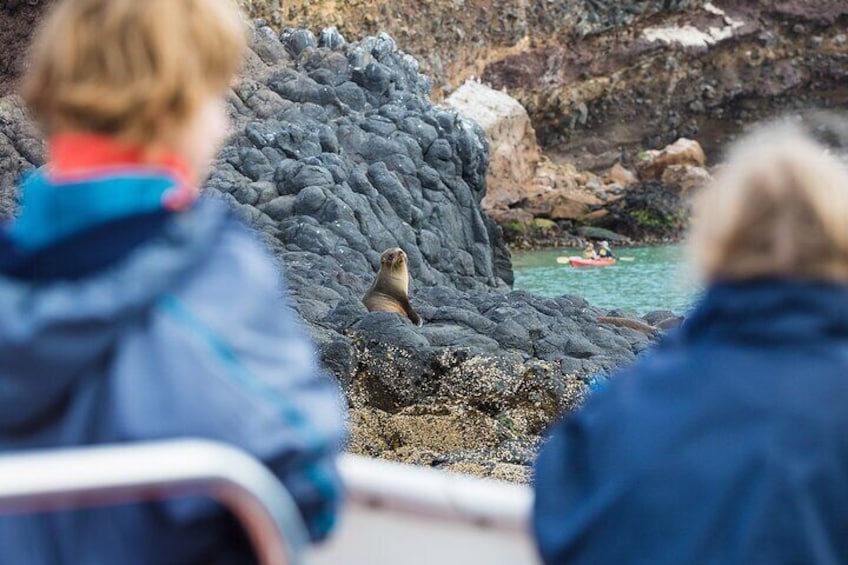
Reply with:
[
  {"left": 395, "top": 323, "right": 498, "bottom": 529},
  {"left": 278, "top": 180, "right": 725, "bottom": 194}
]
[{"left": 561, "top": 256, "right": 617, "bottom": 268}]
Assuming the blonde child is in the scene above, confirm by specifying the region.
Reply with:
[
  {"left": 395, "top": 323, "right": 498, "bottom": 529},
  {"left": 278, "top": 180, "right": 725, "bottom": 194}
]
[{"left": 0, "top": 1, "right": 345, "bottom": 561}]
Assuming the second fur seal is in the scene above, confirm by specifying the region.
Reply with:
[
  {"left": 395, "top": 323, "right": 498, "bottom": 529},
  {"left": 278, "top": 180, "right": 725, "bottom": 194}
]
[{"left": 363, "top": 247, "right": 422, "bottom": 326}]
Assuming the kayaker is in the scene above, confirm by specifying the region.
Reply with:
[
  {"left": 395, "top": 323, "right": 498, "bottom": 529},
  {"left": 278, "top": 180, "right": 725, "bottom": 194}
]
[
  {"left": 534, "top": 121, "right": 848, "bottom": 564},
  {"left": 597, "top": 241, "right": 616, "bottom": 259},
  {"left": 582, "top": 242, "right": 598, "bottom": 260},
  {"left": 0, "top": 0, "right": 346, "bottom": 562}
]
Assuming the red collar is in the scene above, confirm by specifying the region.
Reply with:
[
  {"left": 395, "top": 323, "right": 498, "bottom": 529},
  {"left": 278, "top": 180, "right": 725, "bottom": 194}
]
[{"left": 47, "top": 133, "right": 196, "bottom": 186}]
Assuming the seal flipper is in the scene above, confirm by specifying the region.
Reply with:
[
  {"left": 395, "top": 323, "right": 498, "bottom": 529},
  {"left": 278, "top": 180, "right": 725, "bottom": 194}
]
[{"left": 400, "top": 297, "right": 423, "bottom": 327}]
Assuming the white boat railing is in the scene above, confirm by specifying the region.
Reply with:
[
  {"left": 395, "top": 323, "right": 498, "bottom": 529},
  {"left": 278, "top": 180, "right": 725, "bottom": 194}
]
[
  {"left": 0, "top": 439, "right": 308, "bottom": 565},
  {"left": 338, "top": 453, "right": 530, "bottom": 530},
  {"left": 311, "top": 454, "right": 537, "bottom": 564},
  {"left": 0, "top": 441, "right": 538, "bottom": 564}
]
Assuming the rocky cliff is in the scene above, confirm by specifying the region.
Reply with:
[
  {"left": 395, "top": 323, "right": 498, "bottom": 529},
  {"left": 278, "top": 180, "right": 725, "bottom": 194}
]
[
  {"left": 248, "top": 0, "right": 848, "bottom": 169},
  {"left": 483, "top": 1, "right": 848, "bottom": 170},
  {"left": 237, "top": 0, "right": 848, "bottom": 244}
]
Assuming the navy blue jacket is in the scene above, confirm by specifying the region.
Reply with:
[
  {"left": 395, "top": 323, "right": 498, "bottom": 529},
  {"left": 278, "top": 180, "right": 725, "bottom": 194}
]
[
  {"left": 0, "top": 169, "right": 346, "bottom": 564},
  {"left": 534, "top": 280, "right": 848, "bottom": 564}
]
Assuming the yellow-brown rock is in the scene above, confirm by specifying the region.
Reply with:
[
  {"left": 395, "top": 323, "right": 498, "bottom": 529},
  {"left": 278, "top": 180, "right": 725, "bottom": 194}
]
[
  {"left": 581, "top": 209, "right": 609, "bottom": 222},
  {"left": 445, "top": 81, "right": 541, "bottom": 211},
  {"left": 545, "top": 191, "right": 602, "bottom": 221},
  {"left": 523, "top": 158, "right": 603, "bottom": 220},
  {"left": 636, "top": 138, "right": 707, "bottom": 181},
  {"left": 661, "top": 164, "right": 712, "bottom": 194},
  {"left": 604, "top": 163, "right": 639, "bottom": 188},
  {"left": 390, "top": 405, "right": 499, "bottom": 452},
  {"left": 485, "top": 208, "right": 535, "bottom": 229}
]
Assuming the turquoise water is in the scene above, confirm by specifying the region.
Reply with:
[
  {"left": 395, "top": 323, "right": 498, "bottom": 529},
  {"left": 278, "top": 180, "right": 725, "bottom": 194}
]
[{"left": 511, "top": 245, "right": 702, "bottom": 315}]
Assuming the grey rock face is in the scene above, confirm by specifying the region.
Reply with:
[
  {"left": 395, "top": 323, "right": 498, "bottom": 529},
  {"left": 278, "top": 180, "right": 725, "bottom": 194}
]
[
  {"left": 219, "top": 28, "right": 509, "bottom": 294},
  {"left": 0, "top": 96, "right": 42, "bottom": 219},
  {"left": 319, "top": 27, "right": 347, "bottom": 51}
]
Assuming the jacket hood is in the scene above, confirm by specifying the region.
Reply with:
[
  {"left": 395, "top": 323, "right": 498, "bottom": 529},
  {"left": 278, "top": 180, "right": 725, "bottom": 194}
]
[
  {"left": 683, "top": 278, "right": 848, "bottom": 345},
  {"left": 0, "top": 199, "right": 231, "bottom": 430}
]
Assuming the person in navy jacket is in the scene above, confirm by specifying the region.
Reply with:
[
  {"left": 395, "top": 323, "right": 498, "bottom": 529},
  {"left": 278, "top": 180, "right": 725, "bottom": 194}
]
[
  {"left": 0, "top": 1, "right": 346, "bottom": 563},
  {"left": 534, "top": 122, "right": 848, "bottom": 564}
]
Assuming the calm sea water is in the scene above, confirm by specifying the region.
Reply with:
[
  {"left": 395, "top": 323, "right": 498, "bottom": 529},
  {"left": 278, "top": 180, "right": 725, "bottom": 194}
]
[{"left": 511, "top": 245, "right": 702, "bottom": 316}]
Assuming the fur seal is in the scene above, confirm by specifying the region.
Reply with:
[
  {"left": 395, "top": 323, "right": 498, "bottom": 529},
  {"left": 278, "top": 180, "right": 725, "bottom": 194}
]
[
  {"left": 363, "top": 247, "right": 422, "bottom": 326},
  {"left": 597, "top": 315, "right": 685, "bottom": 333},
  {"left": 597, "top": 316, "right": 657, "bottom": 334}
]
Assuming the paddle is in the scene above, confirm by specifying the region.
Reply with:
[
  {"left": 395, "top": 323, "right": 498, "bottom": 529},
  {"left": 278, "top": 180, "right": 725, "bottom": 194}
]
[{"left": 618, "top": 257, "right": 635, "bottom": 262}]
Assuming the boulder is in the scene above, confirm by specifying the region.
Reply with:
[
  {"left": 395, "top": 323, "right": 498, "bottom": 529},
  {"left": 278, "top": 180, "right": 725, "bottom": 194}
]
[
  {"left": 445, "top": 81, "right": 541, "bottom": 211},
  {"left": 530, "top": 189, "right": 603, "bottom": 221},
  {"left": 597, "top": 180, "right": 689, "bottom": 242},
  {"left": 656, "top": 316, "right": 685, "bottom": 330},
  {"left": 636, "top": 138, "right": 707, "bottom": 181},
  {"left": 604, "top": 163, "right": 639, "bottom": 188},
  {"left": 661, "top": 164, "right": 712, "bottom": 194}
]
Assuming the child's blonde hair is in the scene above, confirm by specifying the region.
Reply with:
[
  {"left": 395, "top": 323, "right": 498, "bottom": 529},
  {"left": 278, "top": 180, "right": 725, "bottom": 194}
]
[
  {"left": 23, "top": 0, "right": 247, "bottom": 148},
  {"left": 690, "top": 120, "right": 848, "bottom": 283}
]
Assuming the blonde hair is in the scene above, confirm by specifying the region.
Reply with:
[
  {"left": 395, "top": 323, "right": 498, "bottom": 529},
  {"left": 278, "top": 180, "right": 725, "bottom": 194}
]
[
  {"left": 690, "top": 121, "right": 848, "bottom": 283},
  {"left": 23, "top": 0, "right": 247, "bottom": 148}
]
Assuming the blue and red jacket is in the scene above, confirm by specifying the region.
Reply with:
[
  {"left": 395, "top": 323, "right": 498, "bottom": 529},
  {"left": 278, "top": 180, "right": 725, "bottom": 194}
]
[{"left": 0, "top": 135, "right": 346, "bottom": 564}]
